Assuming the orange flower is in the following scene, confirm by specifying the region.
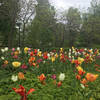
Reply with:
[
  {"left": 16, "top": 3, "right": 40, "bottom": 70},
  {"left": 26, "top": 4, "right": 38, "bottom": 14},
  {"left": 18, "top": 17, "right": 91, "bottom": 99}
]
[
  {"left": 29, "top": 57, "right": 35, "bottom": 62},
  {"left": 14, "top": 51, "right": 19, "bottom": 55},
  {"left": 85, "top": 73, "right": 98, "bottom": 82},
  {"left": 57, "top": 81, "right": 62, "bottom": 87},
  {"left": 81, "top": 78, "right": 87, "bottom": 85},
  {"left": 76, "top": 74, "right": 81, "bottom": 80},
  {"left": 32, "top": 63, "right": 36, "bottom": 66},
  {"left": 38, "top": 74, "right": 46, "bottom": 82},
  {"left": 4, "top": 60, "right": 8, "bottom": 65},
  {"left": 78, "top": 70, "right": 85, "bottom": 76},
  {"left": 72, "top": 60, "right": 80, "bottom": 65},
  {"left": 18, "top": 72, "right": 25, "bottom": 80}
]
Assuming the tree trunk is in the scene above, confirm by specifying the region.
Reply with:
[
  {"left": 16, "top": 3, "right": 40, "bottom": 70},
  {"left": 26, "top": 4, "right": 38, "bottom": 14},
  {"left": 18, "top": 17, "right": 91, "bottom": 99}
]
[{"left": 22, "top": 23, "right": 26, "bottom": 48}]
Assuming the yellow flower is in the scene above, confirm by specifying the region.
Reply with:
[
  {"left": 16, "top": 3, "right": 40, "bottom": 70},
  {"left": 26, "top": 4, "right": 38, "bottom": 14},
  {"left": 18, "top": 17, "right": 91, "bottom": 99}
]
[
  {"left": 51, "top": 56, "right": 55, "bottom": 62},
  {"left": 77, "top": 66, "right": 83, "bottom": 71},
  {"left": 24, "top": 47, "right": 29, "bottom": 53},
  {"left": 60, "top": 48, "right": 63, "bottom": 53},
  {"left": 38, "top": 51, "right": 42, "bottom": 56},
  {"left": 12, "top": 61, "right": 21, "bottom": 68},
  {"left": 78, "top": 57, "right": 84, "bottom": 64},
  {"left": 55, "top": 53, "right": 58, "bottom": 58}
]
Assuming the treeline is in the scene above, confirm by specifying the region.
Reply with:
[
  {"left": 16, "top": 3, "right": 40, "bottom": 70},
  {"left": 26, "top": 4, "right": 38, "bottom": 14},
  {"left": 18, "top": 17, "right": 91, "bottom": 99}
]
[{"left": 0, "top": 0, "right": 100, "bottom": 48}]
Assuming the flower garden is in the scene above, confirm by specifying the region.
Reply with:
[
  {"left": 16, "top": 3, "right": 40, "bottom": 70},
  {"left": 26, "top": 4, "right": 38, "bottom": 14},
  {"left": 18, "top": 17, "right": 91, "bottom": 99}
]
[{"left": 0, "top": 47, "right": 100, "bottom": 100}]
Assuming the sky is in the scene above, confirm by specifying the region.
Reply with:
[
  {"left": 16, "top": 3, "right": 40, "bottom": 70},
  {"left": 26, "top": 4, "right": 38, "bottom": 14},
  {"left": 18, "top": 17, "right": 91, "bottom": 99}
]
[{"left": 49, "top": 0, "right": 92, "bottom": 11}]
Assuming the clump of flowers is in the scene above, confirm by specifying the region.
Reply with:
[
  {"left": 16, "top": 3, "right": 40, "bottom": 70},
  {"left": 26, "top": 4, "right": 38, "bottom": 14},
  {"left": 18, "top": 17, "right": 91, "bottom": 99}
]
[{"left": 12, "top": 85, "right": 35, "bottom": 100}]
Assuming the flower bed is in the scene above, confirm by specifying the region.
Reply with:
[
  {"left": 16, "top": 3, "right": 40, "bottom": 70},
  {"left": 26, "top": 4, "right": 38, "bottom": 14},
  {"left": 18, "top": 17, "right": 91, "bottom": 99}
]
[{"left": 0, "top": 47, "right": 100, "bottom": 100}]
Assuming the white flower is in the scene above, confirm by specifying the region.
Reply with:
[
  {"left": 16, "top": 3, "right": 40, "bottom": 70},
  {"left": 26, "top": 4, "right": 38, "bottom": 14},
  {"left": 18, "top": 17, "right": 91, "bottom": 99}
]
[
  {"left": 47, "top": 53, "right": 50, "bottom": 57},
  {"left": 1, "top": 49, "right": 5, "bottom": 53},
  {"left": 59, "top": 73, "right": 65, "bottom": 81},
  {"left": 72, "top": 56, "right": 74, "bottom": 60},
  {"left": 69, "top": 49, "right": 71, "bottom": 52},
  {"left": 1, "top": 57, "right": 4, "bottom": 60},
  {"left": 17, "top": 47, "right": 20, "bottom": 51},
  {"left": 80, "top": 84, "right": 85, "bottom": 89},
  {"left": 69, "top": 56, "right": 71, "bottom": 58},
  {"left": 68, "top": 52, "right": 71, "bottom": 56},
  {"left": 84, "top": 48, "right": 87, "bottom": 51},
  {"left": 37, "top": 49, "right": 40, "bottom": 52},
  {"left": 11, "top": 75, "right": 18, "bottom": 82},
  {"left": 4, "top": 47, "right": 8, "bottom": 51},
  {"left": 43, "top": 61, "right": 46, "bottom": 64},
  {"left": 75, "top": 52, "right": 78, "bottom": 56},
  {"left": 90, "top": 48, "right": 93, "bottom": 51},
  {"left": 65, "top": 52, "right": 67, "bottom": 54}
]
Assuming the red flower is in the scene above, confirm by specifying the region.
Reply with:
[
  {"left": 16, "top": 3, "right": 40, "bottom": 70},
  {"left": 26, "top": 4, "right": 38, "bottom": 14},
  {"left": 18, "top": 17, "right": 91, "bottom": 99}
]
[
  {"left": 57, "top": 81, "right": 62, "bottom": 87},
  {"left": 76, "top": 74, "right": 81, "bottom": 80},
  {"left": 12, "top": 85, "right": 35, "bottom": 100},
  {"left": 38, "top": 74, "right": 46, "bottom": 82}
]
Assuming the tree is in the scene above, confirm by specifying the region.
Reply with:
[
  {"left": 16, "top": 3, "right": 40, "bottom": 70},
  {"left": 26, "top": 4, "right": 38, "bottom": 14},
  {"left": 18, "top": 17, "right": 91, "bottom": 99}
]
[
  {"left": 18, "top": 0, "right": 36, "bottom": 47},
  {"left": 64, "top": 7, "right": 81, "bottom": 47},
  {"left": 0, "top": 0, "right": 20, "bottom": 48},
  {"left": 26, "top": 0, "right": 56, "bottom": 48}
]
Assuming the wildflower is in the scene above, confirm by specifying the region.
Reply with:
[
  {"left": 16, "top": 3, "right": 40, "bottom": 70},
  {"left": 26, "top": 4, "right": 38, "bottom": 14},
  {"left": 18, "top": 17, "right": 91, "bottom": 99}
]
[
  {"left": 4, "top": 47, "right": 8, "bottom": 51},
  {"left": 1, "top": 57, "right": 4, "bottom": 60},
  {"left": 18, "top": 72, "right": 25, "bottom": 80},
  {"left": 24, "top": 47, "right": 29, "bottom": 54},
  {"left": 12, "top": 61, "right": 21, "bottom": 68},
  {"left": 13, "top": 55, "right": 18, "bottom": 59},
  {"left": 76, "top": 74, "right": 81, "bottom": 80},
  {"left": 59, "top": 73, "right": 65, "bottom": 81},
  {"left": 85, "top": 73, "right": 98, "bottom": 82},
  {"left": 21, "top": 64, "right": 28, "bottom": 69},
  {"left": 43, "top": 52, "right": 48, "bottom": 59},
  {"left": 11, "top": 75, "right": 18, "bottom": 82},
  {"left": 78, "top": 57, "right": 84, "bottom": 64},
  {"left": 37, "top": 59, "right": 42, "bottom": 63},
  {"left": 17, "top": 47, "right": 20, "bottom": 51},
  {"left": 60, "top": 48, "right": 63, "bottom": 53},
  {"left": 43, "top": 61, "right": 46, "bottom": 64},
  {"left": 80, "top": 84, "right": 85, "bottom": 89},
  {"left": 51, "top": 56, "right": 55, "bottom": 62},
  {"left": 51, "top": 74, "right": 56, "bottom": 80},
  {"left": 57, "top": 81, "right": 62, "bottom": 87},
  {"left": 1, "top": 49, "right": 5, "bottom": 53},
  {"left": 81, "top": 78, "right": 87, "bottom": 85},
  {"left": 4, "top": 60, "right": 8, "bottom": 65},
  {"left": 78, "top": 70, "right": 85, "bottom": 76},
  {"left": 12, "top": 85, "right": 35, "bottom": 100},
  {"left": 38, "top": 74, "right": 46, "bottom": 82},
  {"left": 14, "top": 51, "right": 19, "bottom": 55},
  {"left": 38, "top": 51, "right": 42, "bottom": 56},
  {"left": 12, "top": 48, "right": 15, "bottom": 51}
]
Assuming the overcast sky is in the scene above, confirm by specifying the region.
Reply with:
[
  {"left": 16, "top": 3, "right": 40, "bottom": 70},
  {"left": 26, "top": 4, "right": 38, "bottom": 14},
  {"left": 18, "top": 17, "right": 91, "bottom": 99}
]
[{"left": 49, "top": 0, "right": 92, "bottom": 11}]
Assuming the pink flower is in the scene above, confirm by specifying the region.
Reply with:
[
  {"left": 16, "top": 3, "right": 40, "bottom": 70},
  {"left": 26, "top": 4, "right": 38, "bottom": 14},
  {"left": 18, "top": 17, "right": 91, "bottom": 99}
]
[
  {"left": 51, "top": 74, "right": 56, "bottom": 80},
  {"left": 13, "top": 55, "right": 18, "bottom": 59},
  {"left": 21, "top": 64, "right": 28, "bottom": 69},
  {"left": 12, "top": 48, "right": 15, "bottom": 51},
  {"left": 37, "top": 59, "right": 43, "bottom": 63},
  {"left": 11, "top": 52, "right": 14, "bottom": 56}
]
